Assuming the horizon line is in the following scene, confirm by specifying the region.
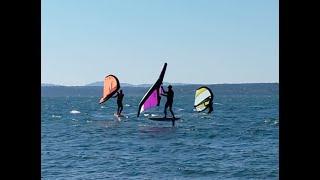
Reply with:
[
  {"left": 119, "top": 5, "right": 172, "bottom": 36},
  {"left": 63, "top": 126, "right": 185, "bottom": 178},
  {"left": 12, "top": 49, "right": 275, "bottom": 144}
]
[{"left": 41, "top": 81, "right": 279, "bottom": 87}]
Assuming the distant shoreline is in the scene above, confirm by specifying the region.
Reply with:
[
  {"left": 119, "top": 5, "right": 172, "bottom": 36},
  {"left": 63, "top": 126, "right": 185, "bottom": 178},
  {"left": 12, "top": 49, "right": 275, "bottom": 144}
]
[
  {"left": 41, "top": 82, "right": 279, "bottom": 87},
  {"left": 41, "top": 83, "right": 279, "bottom": 97}
]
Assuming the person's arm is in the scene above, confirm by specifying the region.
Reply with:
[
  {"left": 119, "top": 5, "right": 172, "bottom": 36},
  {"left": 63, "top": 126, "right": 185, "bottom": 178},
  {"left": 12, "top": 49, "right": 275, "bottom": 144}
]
[
  {"left": 161, "top": 86, "right": 167, "bottom": 93},
  {"left": 160, "top": 86, "right": 167, "bottom": 96}
]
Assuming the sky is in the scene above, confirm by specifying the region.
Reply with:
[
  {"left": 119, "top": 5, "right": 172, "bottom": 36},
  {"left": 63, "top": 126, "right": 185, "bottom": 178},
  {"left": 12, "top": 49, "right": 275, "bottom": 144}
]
[{"left": 41, "top": 0, "right": 278, "bottom": 86}]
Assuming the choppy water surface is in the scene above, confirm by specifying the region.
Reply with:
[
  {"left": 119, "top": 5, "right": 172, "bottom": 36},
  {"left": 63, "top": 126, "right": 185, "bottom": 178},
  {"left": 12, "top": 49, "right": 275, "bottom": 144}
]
[{"left": 42, "top": 91, "right": 278, "bottom": 179}]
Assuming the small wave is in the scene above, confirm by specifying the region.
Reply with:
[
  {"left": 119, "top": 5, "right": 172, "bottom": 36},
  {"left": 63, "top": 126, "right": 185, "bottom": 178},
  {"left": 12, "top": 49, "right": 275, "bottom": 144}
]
[
  {"left": 177, "top": 108, "right": 184, "bottom": 111},
  {"left": 100, "top": 106, "right": 105, "bottom": 109},
  {"left": 125, "top": 104, "right": 130, "bottom": 107},
  {"left": 185, "top": 128, "right": 197, "bottom": 131},
  {"left": 70, "top": 110, "right": 80, "bottom": 114},
  {"left": 125, "top": 112, "right": 136, "bottom": 116},
  {"left": 208, "top": 134, "right": 216, "bottom": 138},
  {"left": 264, "top": 118, "right": 278, "bottom": 124},
  {"left": 138, "top": 124, "right": 148, "bottom": 127},
  {"left": 91, "top": 114, "right": 107, "bottom": 118},
  {"left": 51, "top": 115, "right": 61, "bottom": 118},
  {"left": 140, "top": 127, "right": 175, "bottom": 133},
  {"left": 143, "top": 114, "right": 149, "bottom": 117},
  {"left": 214, "top": 103, "right": 223, "bottom": 105},
  {"left": 200, "top": 116, "right": 211, "bottom": 119},
  {"left": 249, "top": 106, "right": 264, "bottom": 109}
]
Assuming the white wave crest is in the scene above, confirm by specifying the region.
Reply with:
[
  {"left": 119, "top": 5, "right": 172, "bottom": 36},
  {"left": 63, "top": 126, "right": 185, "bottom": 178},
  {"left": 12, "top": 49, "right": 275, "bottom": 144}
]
[{"left": 70, "top": 110, "right": 81, "bottom": 114}]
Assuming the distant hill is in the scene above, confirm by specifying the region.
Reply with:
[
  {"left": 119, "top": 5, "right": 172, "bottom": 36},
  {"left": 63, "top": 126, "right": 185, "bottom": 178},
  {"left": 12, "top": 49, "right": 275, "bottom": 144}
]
[
  {"left": 41, "top": 83, "right": 62, "bottom": 87},
  {"left": 85, "top": 81, "right": 102, "bottom": 86},
  {"left": 86, "top": 82, "right": 135, "bottom": 87},
  {"left": 163, "top": 82, "right": 189, "bottom": 86}
]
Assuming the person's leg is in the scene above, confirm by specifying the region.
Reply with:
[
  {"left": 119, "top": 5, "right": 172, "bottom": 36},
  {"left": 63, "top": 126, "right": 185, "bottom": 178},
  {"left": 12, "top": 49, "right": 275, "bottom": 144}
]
[
  {"left": 117, "top": 103, "right": 120, "bottom": 115},
  {"left": 169, "top": 105, "right": 175, "bottom": 118},
  {"left": 169, "top": 105, "right": 175, "bottom": 127},
  {"left": 119, "top": 105, "right": 123, "bottom": 115},
  {"left": 164, "top": 103, "right": 168, "bottom": 118}
]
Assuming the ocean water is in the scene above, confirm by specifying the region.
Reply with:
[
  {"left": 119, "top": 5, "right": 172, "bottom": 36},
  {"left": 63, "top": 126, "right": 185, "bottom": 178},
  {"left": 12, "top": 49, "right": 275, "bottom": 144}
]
[{"left": 41, "top": 88, "right": 278, "bottom": 179}]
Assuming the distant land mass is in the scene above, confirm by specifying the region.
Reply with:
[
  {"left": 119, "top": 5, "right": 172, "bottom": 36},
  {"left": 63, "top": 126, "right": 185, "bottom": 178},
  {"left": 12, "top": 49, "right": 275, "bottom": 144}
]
[
  {"left": 41, "top": 83, "right": 62, "bottom": 87},
  {"left": 41, "top": 83, "right": 278, "bottom": 97},
  {"left": 85, "top": 81, "right": 189, "bottom": 87},
  {"left": 86, "top": 82, "right": 135, "bottom": 87}
]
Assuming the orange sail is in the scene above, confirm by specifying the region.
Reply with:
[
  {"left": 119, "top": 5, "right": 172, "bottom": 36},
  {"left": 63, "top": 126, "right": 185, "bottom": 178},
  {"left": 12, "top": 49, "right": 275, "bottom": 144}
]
[{"left": 99, "top": 75, "right": 120, "bottom": 104}]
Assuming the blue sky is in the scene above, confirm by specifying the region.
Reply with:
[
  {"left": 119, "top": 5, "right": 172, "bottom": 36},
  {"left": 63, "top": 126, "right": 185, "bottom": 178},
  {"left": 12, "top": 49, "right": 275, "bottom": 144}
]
[{"left": 41, "top": 0, "right": 278, "bottom": 86}]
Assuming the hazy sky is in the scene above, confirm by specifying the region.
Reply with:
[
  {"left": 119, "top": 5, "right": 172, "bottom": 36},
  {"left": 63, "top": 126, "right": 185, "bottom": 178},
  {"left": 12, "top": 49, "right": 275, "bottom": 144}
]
[{"left": 41, "top": 0, "right": 278, "bottom": 86}]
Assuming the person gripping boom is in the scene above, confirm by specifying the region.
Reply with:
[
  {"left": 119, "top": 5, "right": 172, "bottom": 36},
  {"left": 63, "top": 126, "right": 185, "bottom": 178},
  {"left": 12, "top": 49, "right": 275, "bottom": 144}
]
[{"left": 161, "top": 85, "right": 176, "bottom": 127}]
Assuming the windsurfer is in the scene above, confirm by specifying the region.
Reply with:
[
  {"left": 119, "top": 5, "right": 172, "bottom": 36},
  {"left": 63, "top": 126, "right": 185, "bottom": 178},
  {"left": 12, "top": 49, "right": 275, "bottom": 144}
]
[
  {"left": 113, "top": 89, "right": 124, "bottom": 115},
  {"left": 161, "top": 85, "right": 176, "bottom": 126}
]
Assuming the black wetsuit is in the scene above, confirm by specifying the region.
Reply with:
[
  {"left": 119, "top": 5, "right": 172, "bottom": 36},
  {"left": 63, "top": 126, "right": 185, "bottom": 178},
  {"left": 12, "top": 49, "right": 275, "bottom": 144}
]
[
  {"left": 115, "top": 92, "right": 124, "bottom": 115},
  {"left": 162, "top": 87, "right": 175, "bottom": 126}
]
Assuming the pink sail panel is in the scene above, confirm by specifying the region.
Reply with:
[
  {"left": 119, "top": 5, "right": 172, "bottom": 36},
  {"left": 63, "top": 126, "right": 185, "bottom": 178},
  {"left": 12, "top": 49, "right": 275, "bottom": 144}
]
[{"left": 140, "top": 88, "right": 160, "bottom": 112}]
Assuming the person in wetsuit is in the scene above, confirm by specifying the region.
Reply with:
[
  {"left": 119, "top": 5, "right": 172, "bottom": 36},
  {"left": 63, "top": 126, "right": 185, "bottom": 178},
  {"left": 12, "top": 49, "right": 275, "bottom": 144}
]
[
  {"left": 161, "top": 85, "right": 176, "bottom": 127},
  {"left": 113, "top": 89, "right": 124, "bottom": 115}
]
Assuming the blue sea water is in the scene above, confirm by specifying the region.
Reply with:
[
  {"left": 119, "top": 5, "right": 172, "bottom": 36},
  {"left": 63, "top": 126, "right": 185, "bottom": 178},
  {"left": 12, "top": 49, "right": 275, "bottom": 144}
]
[{"left": 41, "top": 87, "right": 278, "bottom": 179}]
